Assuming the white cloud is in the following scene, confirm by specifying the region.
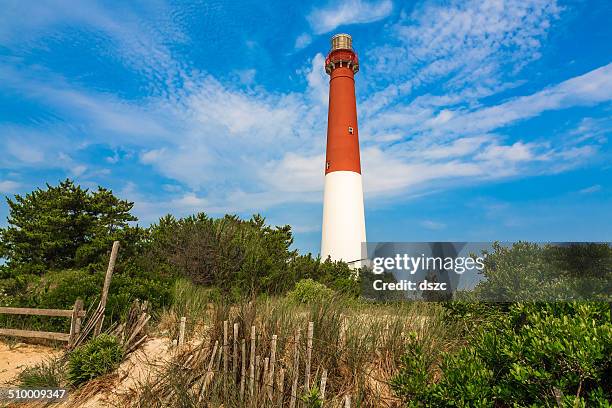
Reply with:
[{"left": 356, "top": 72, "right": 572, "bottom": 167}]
[
  {"left": 476, "top": 142, "right": 535, "bottom": 162},
  {"left": 0, "top": 180, "right": 21, "bottom": 193},
  {"left": 305, "top": 53, "right": 329, "bottom": 106},
  {"left": 419, "top": 136, "right": 492, "bottom": 160},
  {"left": 366, "top": 0, "right": 562, "bottom": 112},
  {"left": 234, "top": 69, "right": 256, "bottom": 85},
  {"left": 307, "top": 0, "right": 393, "bottom": 34},
  {"left": 420, "top": 220, "right": 446, "bottom": 230},
  {"left": 578, "top": 185, "right": 602, "bottom": 194},
  {"left": 437, "top": 63, "right": 612, "bottom": 136},
  {"left": 0, "top": 0, "right": 608, "bottom": 225},
  {"left": 364, "top": 63, "right": 612, "bottom": 149},
  {"left": 295, "top": 33, "right": 312, "bottom": 49}
]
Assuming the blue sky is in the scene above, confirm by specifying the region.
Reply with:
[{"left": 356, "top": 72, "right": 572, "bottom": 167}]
[{"left": 0, "top": 0, "right": 610, "bottom": 255}]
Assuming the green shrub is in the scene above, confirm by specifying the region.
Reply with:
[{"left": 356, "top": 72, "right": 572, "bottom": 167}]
[
  {"left": 287, "top": 279, "right": 334, "bottom": 304},
  {"left": 301, "top": 386, "right": 323, "bottom": 408},
  {"left": 18, "top": 358, "right": 65, "bottom": 388},
  {"left": 391, "top": 302, "right": 612, "bottom": 406},
  {"left": 0, "top": 268, "right": 172, "bottom": 333},
  {"left": 67, "top": 334, "right": 124, "bottom": 385},
  {"left": 140, "top": 213, "right": 296, "bottom": 296}
]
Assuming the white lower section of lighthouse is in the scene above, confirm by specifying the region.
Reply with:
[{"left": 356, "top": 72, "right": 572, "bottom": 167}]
[{"left": 321, "top": 171, "right": 366, "bottom": 266}]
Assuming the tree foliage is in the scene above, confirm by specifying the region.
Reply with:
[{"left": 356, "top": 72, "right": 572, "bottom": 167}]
[
  {"left": 472, "top": 242, "right": 611, "bottom": 302},
  {"left": 0, "top": 179, "right": 140, "bottom": 274},
  {"left": 137, "top": 212, "right": 355, "bottom": 297}
]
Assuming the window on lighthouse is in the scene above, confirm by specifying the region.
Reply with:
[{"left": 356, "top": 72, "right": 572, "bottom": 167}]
[
  {"left": 326, "top": 162, "right": 331, "bottom": 170},
  {"left": 348, "top": 126, "right": 354, "bottom": 134}
]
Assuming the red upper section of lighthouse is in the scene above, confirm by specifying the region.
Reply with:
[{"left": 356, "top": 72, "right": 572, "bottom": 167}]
[
  {"left": 324, "top": 34, "right": 362, "bottom": 175},
  {"left": 325, "top": 49, "right": 359, "bottom": 75}
]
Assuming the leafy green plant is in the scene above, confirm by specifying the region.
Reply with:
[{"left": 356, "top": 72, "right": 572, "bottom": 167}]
[
  {"left": 67, "top": 334, "right": 124, "bottom": 385},
  {"left": 287, "top": 279, "right": 335, "bottom": 303},
  {"left": 301, "top": 386, "right": 323, "bottom": 408},
  {"left": 391, "top": 302, "right": 612, "bottom": 407},
  {"left": 18, "top": 358, "right": 65, "bottom": 388}
]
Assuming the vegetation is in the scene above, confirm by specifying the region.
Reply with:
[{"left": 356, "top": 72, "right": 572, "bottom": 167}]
[
  {"left": 472, "top": 241, "right": 612, "bottom": 302},
  {"left": 130, "top": 296, "right": 456, "bottom": 407},
  {"left": 0, "top": 179, "right": 140, "bottom": 274},
  {"left": 67, "top": 334, "right": 124, "bottom": 385},
  {"left": 18, "top": 358, "right": 65, "bottom": 388},
  {"left": 0, "top": 180, "right": 609, "bottom": 406},
  {"left": 287, "top": 278, "right": 335, "bottom": 303},
  {"left": 138, "top": 212, "right": 356, "bottom": 297},
  {"left": 392, "top": 302, "right": 611, "bottom": 406},
  {"left": 0, "top": 180, "right": 350, "bottom": 333}
]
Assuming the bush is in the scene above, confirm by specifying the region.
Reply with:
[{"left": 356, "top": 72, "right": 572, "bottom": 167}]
[
  {"left": 0, "top": 268, "right": 172, "bottom": 333},
  {"left": 18, "top": 358, "right": 65, "bottom": 388},
  {"left": 301, "top": 386, "right": 323, "bottom": 408},
  {"left": 67, "top": 334, "right": 124, "bottom": 385},
  {"left": 391, "top": 302, "right": 612, "bottom": 406},
  {"left": 287, "top": 279, "right": 335, "bottom": 304},
  {"left": 139, "top": 213, "right": 297, "bottom": 295}
]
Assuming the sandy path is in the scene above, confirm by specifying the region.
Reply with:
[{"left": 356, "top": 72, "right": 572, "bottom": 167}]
[{"left": 0, "top": 341, "right": 62, "bottom": 386}]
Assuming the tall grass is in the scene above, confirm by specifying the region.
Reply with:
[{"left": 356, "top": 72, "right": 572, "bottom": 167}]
[
  {"left": 17, "top": 357, "right": 65, "bottom": 388},
  {"left": 127, "top": 286, "right": 463, "bottom": 407},
  {"left": 157, "top": 278, "right": 221, "bottom": 339}
]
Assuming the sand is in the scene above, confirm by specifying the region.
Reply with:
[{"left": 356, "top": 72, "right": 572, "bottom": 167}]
[{"left": 0, "top": 341, "right": 61, "bottom": 386}]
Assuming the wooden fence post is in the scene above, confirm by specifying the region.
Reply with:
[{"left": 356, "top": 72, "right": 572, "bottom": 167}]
[
  {"left": 178, "top": 317, "right": 186, "bottom": 347},
  {"left": 223, "top": 320, "right": 229, "bottom": 373},
  {"left": 278, "top": 367, "right": 285, "bottom": 406},
  {"left": 268, "top": 334, "right": 277, "bottom": 399},
  {"left": 68, "top": 298, "right": 84, "bottom": 348},
  {"left": 289, "top": 328, "right": 300, "bottom": 408},
  {"left": 305, "top": 321, "right": 314, "bottom": 391},
  {"left": 320, "top": 368, "right": 328, "bottom": 406},
  {"left": 233, "top": 322, "right": 239, "bottom": 379},
  {"left": 240, "top": 338, "right": 246, "bottom": 400},
  {"left": 249, "top": 325, "right": 256, "bottom": 398},
  {"left": 94, "top": 240, "right": 120, "bottom": 336}
]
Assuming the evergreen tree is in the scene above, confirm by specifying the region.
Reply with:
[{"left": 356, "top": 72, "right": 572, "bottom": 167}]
[{"left": 0, "top": 179, "right": 139, "bottom": 273}]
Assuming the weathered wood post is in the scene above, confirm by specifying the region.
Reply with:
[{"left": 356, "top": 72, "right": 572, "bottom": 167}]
[
  {"left": 94, "top": 240, "right": 120, "bottom": 336},
  {"left": 320, "top": 368, "right": 328, "bottom": 405},
  {"left": 305, "top": 321, "right": 314, "bottom": 391},
  {"left": 278, "top": 367, "right": 285, "bottom": 406},
  {"left": 223, "top": 320, "right": 229, "bottom": 373},
  {"left": 68, "top": 298, "right": 84, "bottom": 347},
  {"left": 289, "top": 328, "right": 300, "bottom": 408},
  {"left": 268, "top": 334, "right": 277, "bottom": 399},
  {"left": 233, "top": 322, "right": 239, "bottom": 379},
  {"left": 178, "top": 316, "right": 186, "bottom": 347},
  {"left": 249, "top": 325, "right": 256, "bottom": 398},
  {"left": 240, "top": 338, "right": 246, "bottom": 399}
]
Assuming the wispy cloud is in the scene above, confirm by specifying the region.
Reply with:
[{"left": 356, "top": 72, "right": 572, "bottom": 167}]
[
  {"left": 420, "top": 220, "right": 446, "bottom": 230},
  {"left": 0, "top": 0, "right": 609, "bottom": 235},
  {"left": 294, "top": 33, "right": 312, "bottom": 49},
  {"left": 578, "top": 185, "right": 602, "bottom": 194},
  {"left": 0, "top": 180, "right": 21, "bottom": 193},
  {"left": 366, "top": 0, "right": 562, "bottom": 113},
  {"left": 307, "top": 0, "right": 393, "bottom": 34}
]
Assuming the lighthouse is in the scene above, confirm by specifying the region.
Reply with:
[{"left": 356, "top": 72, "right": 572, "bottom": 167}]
[{"left": 321, "top": 33, "right": 366, "bottom": 266}]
